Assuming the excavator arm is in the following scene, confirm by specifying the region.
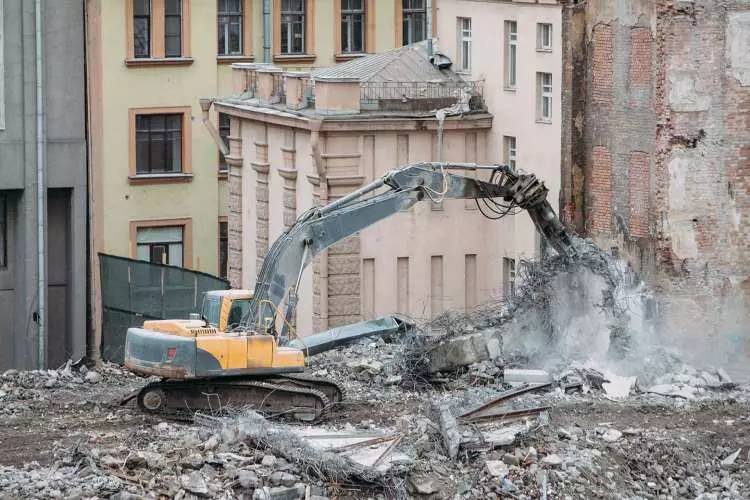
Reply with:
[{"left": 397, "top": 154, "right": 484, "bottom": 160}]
[{"left": 241, "top": 162, "right": 574, "bottom": 341}]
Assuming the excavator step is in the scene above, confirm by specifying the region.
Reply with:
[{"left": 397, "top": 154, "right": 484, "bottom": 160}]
[{"left": 135, "top": 378, "right": 332, "bottom": 423}]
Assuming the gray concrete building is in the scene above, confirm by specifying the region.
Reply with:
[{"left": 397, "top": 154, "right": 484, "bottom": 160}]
[{"left": 0, "top": 0, "right": 87, "bottom": 369}]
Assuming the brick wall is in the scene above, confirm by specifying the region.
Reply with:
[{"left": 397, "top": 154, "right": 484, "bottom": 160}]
[{"left": 561, "top": 0, "right": 750, "bottom": 335}]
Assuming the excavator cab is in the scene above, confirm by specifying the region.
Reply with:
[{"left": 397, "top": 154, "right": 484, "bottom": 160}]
[{"left": 199, "top": 290, "right": 254, "bottom": 332}]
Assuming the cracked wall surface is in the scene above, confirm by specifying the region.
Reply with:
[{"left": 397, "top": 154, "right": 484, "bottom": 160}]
[{"left": 561, "top": 0, "right": 750, "bottom": 337}]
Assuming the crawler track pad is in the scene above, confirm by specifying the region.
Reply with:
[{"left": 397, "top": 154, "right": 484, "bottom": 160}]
[{"left": 136, "top": 378, "right": 331, "bottom": 423}]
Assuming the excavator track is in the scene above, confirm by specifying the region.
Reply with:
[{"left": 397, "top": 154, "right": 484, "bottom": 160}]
[
  {"left": 271, "top": 373, "right": 346, "bottom": 404},
  {"left": 135, "top": 378, "right": 331, "bottom": 423}
]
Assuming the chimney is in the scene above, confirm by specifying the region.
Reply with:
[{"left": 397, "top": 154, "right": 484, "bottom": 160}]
[{"left": 256, "top": 66, "right": 283, "bottom": 104}]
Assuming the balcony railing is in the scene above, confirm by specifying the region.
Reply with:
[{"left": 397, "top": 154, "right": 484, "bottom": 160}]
[{"left": 359, "top": 80, "right": 485, "bottom": 112}]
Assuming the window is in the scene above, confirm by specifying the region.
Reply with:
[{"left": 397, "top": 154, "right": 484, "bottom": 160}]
[
  {"left": 457, "top": 17, "right": 471, "bottom": 73},
  {"left": 218, "top": 0, "right": 243, "bottom": 55},
  {"left": 127, "top": 0, "right": 191, "bottom": 63},
  {"left": 136, "top": 226, "right": 184, "bottom": 267},
  {"left": 341, "top": 0, "right": 365, "bottom": 53},
  {"left": 504, "top": 20, "right": 517, "bottom": 89},
  {"left": 537, "top": 72, "right": 552, "bottom": 122},
  {"left": 0, "top": 195, "right": 7, "bottom": 269},
  {"left": 164, "top": 0, "right": 182, "bottom": 58},
  {"left": 135, "top": 114, "right": 183, "bottom": 174},
  {"left": 503, "top": 257, "right": 516, "bottom": 298},
  {"left": 218, "top": 113, "right": 230, "bottom": 172},
  {"left": 133, "top": 0, "right": 151, "bottom": 58},
  {"left": 503, "top": 136, "right": 517, "bottom": 170},
  {"left": 537, "top": 23, "right": 552, "bottom": 51},
  {"left": 219, "top": 220, "right": 228, "bottom": 279},
  {"left": 402, "top": 0, "right": 426, "bottom": 45},
  {"left": 281, "top": 0, "right": 305, "bottom": 54}
]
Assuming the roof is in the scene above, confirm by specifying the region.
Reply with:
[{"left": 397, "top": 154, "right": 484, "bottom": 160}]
[{"left": 311, "top": 40, "right": 465, "bottom": 84}]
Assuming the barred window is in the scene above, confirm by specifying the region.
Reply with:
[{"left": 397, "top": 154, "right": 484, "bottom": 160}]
[
  {"left": 135, "top": 114, "right": 183, "bottom": 174},
  {"left": 341, "top": 0, "right": 365, "bottom": 53},
  {"left": 218, "top": 0, "right": 243, "bottom": 55}
]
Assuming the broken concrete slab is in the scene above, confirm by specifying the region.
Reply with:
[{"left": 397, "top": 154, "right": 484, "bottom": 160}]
[
  {"left": 436, "top": 404, "right": 461, "bottom": 460},
  {"left": 427, "top": 328, "right": 503, "bottom": 373},
  {"left": 720, "top": 449, "right": 741, "bottom": 469},
  {"left": 485, "top": 460, "right": 510, "bottom": 478},
  {"left": 503, "top": 369, "right": 552, "bottom": 385}
]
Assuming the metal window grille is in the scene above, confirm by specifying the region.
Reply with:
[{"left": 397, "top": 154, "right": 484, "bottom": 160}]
[
  {"left": 218, "top": 113, "right": 230, "bottom": 172},
  {"left": 281, "top": 0, "right": 305, "bottom": 54},
  {"left": 135, "top": 113, "right": 183, "bottom": 174},
  {"left": 504, "top": 20, "right": 517, "bottom": 88},
  {"left": 341, "top": 0, "right": 365, "bottom": 53},
  {"left": 537, "top": 23, "right": 552, "bottom": 51},
  {"left": 457, "top": 17, "right": 471, "bottom": 72},
  {"left": 134, "top": 0, "right": 151, "bottom": 58},
  {"left": 402, "top": 0, "right": 426, "bottom": 45},
  {"left": 538, "top": 72, "right": 552, "bottom": 121},
  {"left": 218, "top": 0, "right": 243, "bottom": 55},
  {"left": 165, "top": 0, "right": 182, "bottom": 58},
  {"left": 503, "top": 135, "right": 517, "bottom": 170}
]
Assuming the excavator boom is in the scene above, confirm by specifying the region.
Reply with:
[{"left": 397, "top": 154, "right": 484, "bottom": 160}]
[{"left": 245, "top": 162, "right": 574, "bottom": 340}]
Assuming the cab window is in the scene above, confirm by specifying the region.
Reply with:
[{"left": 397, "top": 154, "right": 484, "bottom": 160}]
[
  {"left": 201, "top": 294, "right": 221, "bottom": 327},
  {"left": 227, "top": 298, "right": 251, "bottom": 329}
]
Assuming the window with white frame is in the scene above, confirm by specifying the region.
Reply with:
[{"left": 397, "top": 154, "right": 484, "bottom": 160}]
[
  {"left": 504, "top": 20, "right": 517, "bottom": 89},
  {"left": 537, "top": 23, "right": 552, "bottom": 51},
  {"left": 503, "top": 136, "right": 517, "bottom": 170},
  {"left": 457, "top": 17, "right": 471, "bottom": 73},
  {"left": 402, "top": 0, "right": 426, "bottom": 45},
  {"left": 341, "top": 0, "right": 365, "bottom": 53},
  {"left": 218, "top": 0, "right": 243, "bottom": 56},
  {"left": 136, "top": 226, "right": 184, "bottom": 267},
  {"left": 280, "top": 0, "right": 305, "bottom": 54},
  {"left": 537, "top": 72, "right": 552, "bottom": 122}
]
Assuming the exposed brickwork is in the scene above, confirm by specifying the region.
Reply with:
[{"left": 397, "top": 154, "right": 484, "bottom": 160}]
[
  {"left": 562, "top": 0, "right": 750, "bottom": 337},
  {"left": 589, "top": 146, "right": 613, "bottom": 233},
  {"left": 591, "top": 25, "right": 613, "bottom": 104},
  {"left": 628, "top": 151, "right": 650, "bottom": 238},
  {"left": 629, "top": 28, "right": 652, "bottom": 87}
]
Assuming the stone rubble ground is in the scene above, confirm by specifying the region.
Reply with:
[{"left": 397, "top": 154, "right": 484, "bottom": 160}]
[{"left": 0, "top": 340, "right": 748, "bottom": 499}]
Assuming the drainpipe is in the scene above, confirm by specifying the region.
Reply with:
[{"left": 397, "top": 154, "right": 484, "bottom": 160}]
[
  {"left": 199, "top": 98, "right": 229, "bottom": 155},
  {"left": 263, "top": 0, "right": 271, "bottom": 63},
  {"left": 309, "top": 120, "right": 328, "bottom": 330},
  {"left": 35, "top": 0, "right": 46, "bottom": 369}
]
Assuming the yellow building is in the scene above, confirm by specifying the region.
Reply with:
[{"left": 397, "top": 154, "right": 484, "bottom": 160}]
[{"left": 85, "top": 0, "right": 437, "bottom": 352}]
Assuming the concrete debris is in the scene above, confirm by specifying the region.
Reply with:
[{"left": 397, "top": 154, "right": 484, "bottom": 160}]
[
  {"left": 720, "top": 448, "right": 741, "bottom": 469},
  {"left": 600, "top": 428, "right": 623, "bottom": 442},
  {"left": 503, "top": 368, "right": 552, "bottom": 385},
  {"left": 647, "top": 383, "right": 699, "bottom": 399},
  {"left": 436, "top": 404, "right": 461, "bottom": 460},
  {"left": 484, "top": 460, "right": 509, "bottom": 478},
  {"left": 541, "top": 453, "right": 563, "bottom": 467},
  {"left": 426, "top": 328, "right": 503, "bottom": 373}
]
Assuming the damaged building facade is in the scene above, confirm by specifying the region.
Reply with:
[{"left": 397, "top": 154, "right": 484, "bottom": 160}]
[
  {"left": 214, "top": 43, "right": 503, "bottom": 334},
  {"left": 560, "top": 0, "right": 750, "bottom": 339}
]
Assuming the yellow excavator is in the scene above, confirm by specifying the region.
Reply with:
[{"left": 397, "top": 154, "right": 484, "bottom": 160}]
[{"left": 123, "top": 162, "right": 575, "bottom": 421}]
